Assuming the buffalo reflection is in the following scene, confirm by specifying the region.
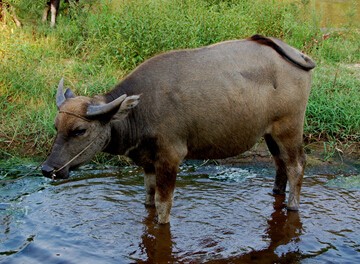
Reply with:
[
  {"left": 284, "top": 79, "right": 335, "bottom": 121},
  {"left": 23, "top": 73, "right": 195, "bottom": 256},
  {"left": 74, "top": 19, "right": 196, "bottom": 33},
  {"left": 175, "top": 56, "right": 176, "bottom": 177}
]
[
  {"left": 137, "top": 208, "right": 177, "bottom": 263},
  {"left": 137, "top": 195, "right": 303, "bottom": 263},
  {"left": 207, "top": 195, "right": 303, "bottom": 263}
]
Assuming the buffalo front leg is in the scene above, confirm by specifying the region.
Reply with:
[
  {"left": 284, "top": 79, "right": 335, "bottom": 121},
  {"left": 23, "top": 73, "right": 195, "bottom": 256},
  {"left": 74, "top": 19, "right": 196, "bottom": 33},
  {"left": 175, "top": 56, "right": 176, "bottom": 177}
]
[
  {"left": 154, "top": 157, "right": 179, "bottom": 224},
  {"left": 144, "top": 165, "right": 156, "bottom": 207}
]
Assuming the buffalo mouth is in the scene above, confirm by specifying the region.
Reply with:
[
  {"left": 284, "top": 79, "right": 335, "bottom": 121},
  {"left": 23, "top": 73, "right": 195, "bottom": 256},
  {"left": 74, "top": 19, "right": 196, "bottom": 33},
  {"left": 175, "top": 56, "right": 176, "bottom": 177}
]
[{"left": 41, "top": 164, "right": 70, "bottom": 180}]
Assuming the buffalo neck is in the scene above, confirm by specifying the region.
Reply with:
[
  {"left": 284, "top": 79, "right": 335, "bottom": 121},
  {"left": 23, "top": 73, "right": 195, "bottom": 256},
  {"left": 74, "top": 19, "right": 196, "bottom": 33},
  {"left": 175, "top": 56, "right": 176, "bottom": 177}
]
[{"left": 103, "top": 111, "right": 142, "bottom": 156}]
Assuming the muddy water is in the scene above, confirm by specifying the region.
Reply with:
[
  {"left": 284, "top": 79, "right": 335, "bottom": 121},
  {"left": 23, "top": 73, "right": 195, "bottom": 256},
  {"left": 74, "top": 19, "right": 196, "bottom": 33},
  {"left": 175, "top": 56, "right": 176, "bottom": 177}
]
[{"left": 1, "top": 160, "right": 359, "bottom": 263}]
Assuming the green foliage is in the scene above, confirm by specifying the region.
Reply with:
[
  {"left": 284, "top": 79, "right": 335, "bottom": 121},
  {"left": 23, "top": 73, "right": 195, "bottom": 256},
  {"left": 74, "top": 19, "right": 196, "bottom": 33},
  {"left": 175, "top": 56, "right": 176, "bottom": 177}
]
[
  {"left": 0, "top": 0, "right": 359, "bottom": 158},
  {"left": 305, "top": 64, "right": 360, "bottom": 142}
]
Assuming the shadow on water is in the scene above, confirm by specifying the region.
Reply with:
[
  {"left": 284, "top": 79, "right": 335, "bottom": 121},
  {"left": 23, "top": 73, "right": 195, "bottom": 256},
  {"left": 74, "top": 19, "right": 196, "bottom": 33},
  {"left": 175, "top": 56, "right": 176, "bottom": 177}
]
[{"left": 0, "top": 160, "right": 359, "bottom": 263}]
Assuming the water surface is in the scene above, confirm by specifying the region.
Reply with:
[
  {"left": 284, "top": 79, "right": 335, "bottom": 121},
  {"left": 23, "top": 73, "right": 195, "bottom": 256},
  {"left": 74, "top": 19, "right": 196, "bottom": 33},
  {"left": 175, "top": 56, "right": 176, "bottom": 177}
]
[{"left": 1, "top": 161, "right": 359, "bottom": 263}]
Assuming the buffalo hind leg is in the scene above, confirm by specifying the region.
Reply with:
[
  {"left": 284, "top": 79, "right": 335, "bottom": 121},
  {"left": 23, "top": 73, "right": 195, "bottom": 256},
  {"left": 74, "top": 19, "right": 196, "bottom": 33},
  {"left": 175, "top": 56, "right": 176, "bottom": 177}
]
[
  {"left": 265, "top": 133, "right": 306, "bottom": 210},
  {"left": 285, "top": 145, "right": 305, "bottom": 211},
  {"left": 265, "top": 134, "right": 287, "bottom": 195}
]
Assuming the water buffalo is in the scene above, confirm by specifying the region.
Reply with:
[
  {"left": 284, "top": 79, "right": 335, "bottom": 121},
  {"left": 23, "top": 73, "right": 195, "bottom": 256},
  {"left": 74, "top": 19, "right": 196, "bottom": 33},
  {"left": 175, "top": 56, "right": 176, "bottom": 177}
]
[
  {"left": 42, "top": 0, "right": 79, "bottom": 27},
  {"left": 42, "top": 35, "right": 315, "bottom": 224}
]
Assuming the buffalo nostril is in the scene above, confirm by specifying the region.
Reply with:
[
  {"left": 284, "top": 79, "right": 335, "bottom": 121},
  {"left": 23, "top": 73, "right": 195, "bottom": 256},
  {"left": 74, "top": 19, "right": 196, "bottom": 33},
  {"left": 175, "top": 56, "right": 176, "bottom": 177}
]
[{"left": 41, "top": 164, "right": 54, "bottom": 177}]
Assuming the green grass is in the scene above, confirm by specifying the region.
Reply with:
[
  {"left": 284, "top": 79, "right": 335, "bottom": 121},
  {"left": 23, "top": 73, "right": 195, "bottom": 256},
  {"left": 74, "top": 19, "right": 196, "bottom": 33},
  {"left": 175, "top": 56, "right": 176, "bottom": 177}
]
[
  {"left": 306, "top": 64, "right": 360, "bottom": 141},
  {"left": 0, "top": 0, "right": 359, "bottom": 159}
]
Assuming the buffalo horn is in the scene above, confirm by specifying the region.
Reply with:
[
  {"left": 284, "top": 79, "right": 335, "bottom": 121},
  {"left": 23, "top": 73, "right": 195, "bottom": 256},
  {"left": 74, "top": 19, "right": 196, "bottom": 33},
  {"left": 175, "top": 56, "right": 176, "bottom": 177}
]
[
  {"left": 56, "top": 78, "right": 76, "bottom": 108},
  {"left": 86, "top": 94, "right": 127, "bottom": 117},
  {"left": 56, "top": 78, "right": 66, "bottom": 108}
]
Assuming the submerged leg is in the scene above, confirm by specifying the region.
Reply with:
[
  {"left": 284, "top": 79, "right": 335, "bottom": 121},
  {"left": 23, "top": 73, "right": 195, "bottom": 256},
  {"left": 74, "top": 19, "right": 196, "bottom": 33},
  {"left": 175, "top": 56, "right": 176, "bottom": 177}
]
[
  {"left": 154, "top": 143, "right": 186, "bottom": 224},
  {"left": 286, "top": 147, "right": 306, "bottom": 210},
  {"left": 265, "top": 130, "right": 306, "bottom": 210},
  {"left": 265, "top": 134, "right": 287, "bottom": 195},
  {"left": 144, "top": 165, "right": 156, "bottom": 207},
  {"left": 154, "top": 158, "right": 178, "bottom": 224}
]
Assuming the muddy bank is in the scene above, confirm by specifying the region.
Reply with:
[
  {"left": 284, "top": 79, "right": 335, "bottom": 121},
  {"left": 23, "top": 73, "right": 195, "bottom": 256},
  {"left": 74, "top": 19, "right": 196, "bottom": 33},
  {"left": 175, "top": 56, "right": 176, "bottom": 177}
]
[{"left": 218, "top": 141, "right": 359, "bottom": 176}]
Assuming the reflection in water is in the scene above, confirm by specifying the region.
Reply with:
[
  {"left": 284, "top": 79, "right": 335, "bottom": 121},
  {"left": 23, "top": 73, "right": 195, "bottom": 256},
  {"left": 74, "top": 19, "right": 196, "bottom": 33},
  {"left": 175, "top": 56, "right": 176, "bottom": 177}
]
[
  {"left": 138, "top": 195, "right": 304, "bottom": 264},
  {"left": 0, "top": 163, "right": 359, "bottom": 263},
  {"left": 203, "top": 195, "right": 303, "bottom": 264},
  {"left": 139, "top": 208, "right": 176, "bottom": 264}
]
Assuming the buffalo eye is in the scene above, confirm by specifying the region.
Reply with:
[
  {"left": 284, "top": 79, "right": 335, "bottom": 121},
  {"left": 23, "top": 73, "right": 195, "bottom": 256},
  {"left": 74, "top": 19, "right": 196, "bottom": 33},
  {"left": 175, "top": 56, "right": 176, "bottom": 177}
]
[{"left": 70, "top": 128, "right": 87, "bottom": 137}]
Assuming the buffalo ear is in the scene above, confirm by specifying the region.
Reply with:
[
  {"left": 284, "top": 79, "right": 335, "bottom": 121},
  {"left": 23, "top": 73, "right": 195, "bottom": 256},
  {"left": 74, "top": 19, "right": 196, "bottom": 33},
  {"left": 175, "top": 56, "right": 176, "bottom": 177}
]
[
  {"left": 64, "top": 88, "right": 76, "bottom": 99},
  {"left": 112, "top": 95, "right": 141, "bottom": 121},
  {"left": 119, "top": 95, "right": 141, "bottom": 112}
]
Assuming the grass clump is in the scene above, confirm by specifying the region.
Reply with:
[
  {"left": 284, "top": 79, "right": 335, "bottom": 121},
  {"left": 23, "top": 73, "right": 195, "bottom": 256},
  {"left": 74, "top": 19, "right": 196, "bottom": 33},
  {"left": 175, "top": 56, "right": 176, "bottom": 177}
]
[{"left": 0, "top": 0, "right": 359, "bottom": 159}]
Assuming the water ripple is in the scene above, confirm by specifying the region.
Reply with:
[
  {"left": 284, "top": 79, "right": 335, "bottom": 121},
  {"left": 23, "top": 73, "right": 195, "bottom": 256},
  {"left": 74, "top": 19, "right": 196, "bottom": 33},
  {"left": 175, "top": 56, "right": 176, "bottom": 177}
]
[{"left": 0, "top": 163, "right": 359, "bottom": 263}]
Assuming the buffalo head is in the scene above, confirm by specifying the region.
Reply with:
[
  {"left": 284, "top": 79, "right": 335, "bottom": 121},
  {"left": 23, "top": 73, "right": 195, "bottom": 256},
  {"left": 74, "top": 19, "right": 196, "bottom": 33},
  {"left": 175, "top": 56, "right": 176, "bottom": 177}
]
[{"left": 41, "top": 78, "right": 140, "bottom": 179}]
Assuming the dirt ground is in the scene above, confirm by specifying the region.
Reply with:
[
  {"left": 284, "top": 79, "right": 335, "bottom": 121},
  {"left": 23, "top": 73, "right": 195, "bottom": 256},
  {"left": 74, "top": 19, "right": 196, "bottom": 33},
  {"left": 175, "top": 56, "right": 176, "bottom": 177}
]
[{"left": 218, "top": 140, "right": 360, "bottom": 176}]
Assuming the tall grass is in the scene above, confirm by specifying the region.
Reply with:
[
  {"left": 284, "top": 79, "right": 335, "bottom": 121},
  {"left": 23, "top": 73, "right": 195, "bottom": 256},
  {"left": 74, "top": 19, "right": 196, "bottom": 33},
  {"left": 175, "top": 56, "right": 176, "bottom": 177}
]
[{"left": 0, "top": 0, "right": 359, "bottom": 159}]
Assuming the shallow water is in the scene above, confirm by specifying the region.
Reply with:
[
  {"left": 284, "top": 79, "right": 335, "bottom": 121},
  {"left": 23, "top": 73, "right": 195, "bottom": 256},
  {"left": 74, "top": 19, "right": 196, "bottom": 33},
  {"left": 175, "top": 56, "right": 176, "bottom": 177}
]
[{"left": 0, "top": 161, "right": 359, "bottom": 264}]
